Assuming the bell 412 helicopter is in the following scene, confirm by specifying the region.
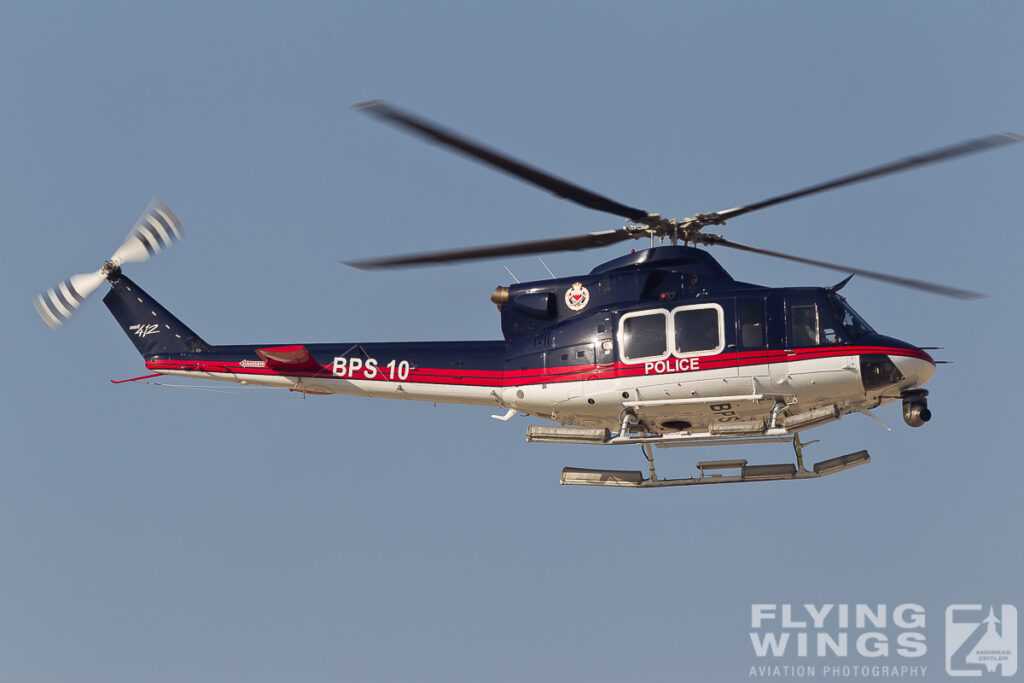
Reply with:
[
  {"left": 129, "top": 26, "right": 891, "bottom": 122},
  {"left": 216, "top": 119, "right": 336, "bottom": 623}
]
[{"left": 35, "top": 102, "right": 1021, "bottom": 489}]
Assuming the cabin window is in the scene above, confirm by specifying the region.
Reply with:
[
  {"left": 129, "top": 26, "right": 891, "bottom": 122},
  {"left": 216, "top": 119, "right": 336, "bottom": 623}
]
[
  {"left": 618, "top": 305, "right": 726, "bottom": 364},
  {"left": 790, "top": 304, "right": 819, "bottom": 347},
  {"left": 619, "top": 310, "right": 669, "bottom": 362},
  {"left": 672, "top": 305, "right": 723, "bottom": 356},
  {"left": 739, "top": 303, "right": 765, "bottom": 350}
]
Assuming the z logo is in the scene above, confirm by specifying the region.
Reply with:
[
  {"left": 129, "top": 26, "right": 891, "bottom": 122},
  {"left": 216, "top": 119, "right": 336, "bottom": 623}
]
[{"left": 129, "top": 323, "right": 160, "bottom": 338}]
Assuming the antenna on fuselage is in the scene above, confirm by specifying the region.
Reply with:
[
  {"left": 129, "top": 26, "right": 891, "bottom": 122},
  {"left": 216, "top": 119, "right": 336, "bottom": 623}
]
[
  {"left": 503, "top": 265, "right": 520, "bottom": 283},
  {"left": 538, "top": 257, "right": 556, "bottom": 279}
]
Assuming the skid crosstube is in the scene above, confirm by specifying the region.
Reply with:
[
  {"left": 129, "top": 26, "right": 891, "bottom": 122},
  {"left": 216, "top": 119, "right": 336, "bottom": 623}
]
[{"left": 560, "top": 451, "right": 870, "bottom": 488}]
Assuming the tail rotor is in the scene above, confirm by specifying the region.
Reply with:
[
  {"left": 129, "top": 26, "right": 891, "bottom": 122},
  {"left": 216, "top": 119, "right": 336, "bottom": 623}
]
[{"left": 34, "top": 200, "right": 182, "bottom": 329}]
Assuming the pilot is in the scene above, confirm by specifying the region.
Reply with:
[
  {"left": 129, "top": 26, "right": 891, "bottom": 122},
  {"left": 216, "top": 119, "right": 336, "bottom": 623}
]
[{"left": 791, "top": 307, "right": 818, "bottom": 346}]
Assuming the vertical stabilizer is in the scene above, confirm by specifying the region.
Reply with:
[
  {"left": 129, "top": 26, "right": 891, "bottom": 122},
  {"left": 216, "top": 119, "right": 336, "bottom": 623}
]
[{"left": 102, "top": 273, "right": 209, "bottom": 357}]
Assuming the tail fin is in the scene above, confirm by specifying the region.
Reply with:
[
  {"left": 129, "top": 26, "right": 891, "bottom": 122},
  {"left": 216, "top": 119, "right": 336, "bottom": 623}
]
[{"left": 102, "top": 272, "right": 209, "bottom": 357}]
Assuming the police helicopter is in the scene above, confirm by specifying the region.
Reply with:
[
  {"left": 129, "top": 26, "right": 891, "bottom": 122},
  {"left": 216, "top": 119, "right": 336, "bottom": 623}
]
[{"left": 34, "top": 102, "right": 1021, "bottom": 488}]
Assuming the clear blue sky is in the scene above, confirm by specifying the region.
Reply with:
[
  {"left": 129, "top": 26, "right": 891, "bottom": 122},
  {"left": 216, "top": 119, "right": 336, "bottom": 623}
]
[{"left": 2, "top": 2, "right": 1022, "bottom": 681}]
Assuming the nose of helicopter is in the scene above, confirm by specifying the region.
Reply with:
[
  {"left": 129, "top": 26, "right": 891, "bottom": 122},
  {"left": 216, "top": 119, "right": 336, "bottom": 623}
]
[{"left": 890, "top": 347, "right": 936, "bottom": 388}]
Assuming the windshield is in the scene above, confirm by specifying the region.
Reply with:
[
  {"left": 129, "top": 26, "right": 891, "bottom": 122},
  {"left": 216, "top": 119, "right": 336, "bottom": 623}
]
[{"left": 827, "top": 294, "right": 874, "bottom": 341}]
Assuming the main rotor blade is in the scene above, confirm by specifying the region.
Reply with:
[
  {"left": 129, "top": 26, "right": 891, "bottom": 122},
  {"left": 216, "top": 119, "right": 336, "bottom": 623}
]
[
  {"left": 712, "top": 237, "right": 986, "bottom": 300},
  {"left": 346, "top": 229, "right": 637, "bottom": 269},
  {"left": 354, "top": 100, "right": 651, "bottom": 223},
  {"left": 714, "top": 133, "right": 1022, "bottom": 222}
]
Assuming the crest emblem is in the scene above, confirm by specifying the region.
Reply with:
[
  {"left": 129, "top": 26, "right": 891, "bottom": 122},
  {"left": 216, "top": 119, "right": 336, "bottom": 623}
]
[{"left": 564, "top": 282, "right": 590, "bottom": 311}]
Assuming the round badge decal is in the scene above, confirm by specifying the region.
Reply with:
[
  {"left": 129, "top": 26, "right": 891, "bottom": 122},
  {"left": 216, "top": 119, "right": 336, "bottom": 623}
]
[{"left": 564, "top": 281, "right": 590, "bottom": 311}]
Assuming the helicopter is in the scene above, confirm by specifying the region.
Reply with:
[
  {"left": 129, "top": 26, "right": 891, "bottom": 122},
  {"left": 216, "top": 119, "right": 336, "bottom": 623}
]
[{"left": 34, "top": 102, "right": 1021, "bottom": 489}]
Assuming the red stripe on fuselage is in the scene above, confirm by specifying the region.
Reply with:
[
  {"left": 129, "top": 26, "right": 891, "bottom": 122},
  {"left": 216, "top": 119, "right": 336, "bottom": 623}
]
[{"left": 145, "top": 345, "right": 932, "bottom": 388}]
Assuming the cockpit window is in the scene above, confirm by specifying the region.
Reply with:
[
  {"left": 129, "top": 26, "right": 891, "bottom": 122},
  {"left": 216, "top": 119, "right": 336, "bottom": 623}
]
[{"left": 827, "top": 294, "right": 874, "bottom": 341}]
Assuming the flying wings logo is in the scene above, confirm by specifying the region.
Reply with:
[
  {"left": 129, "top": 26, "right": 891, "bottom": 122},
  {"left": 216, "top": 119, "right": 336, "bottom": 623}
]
[
  {"left": 745, "top": 602, "right": 1018, "bottom": 679},
  {"left": 946, "top": 605, "right": 1017, "bottom": 677}
]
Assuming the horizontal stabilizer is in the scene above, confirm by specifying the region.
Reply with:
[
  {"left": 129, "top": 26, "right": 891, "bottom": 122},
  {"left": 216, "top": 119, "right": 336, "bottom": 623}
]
[{"left": 255, "top": 345, "right": 323, "bottom": 371}]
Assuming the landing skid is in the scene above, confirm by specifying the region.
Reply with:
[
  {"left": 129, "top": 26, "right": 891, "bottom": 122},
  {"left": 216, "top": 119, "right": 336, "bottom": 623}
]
[{"left": 560, "top": 435, "right": 870, "bottom": 488}]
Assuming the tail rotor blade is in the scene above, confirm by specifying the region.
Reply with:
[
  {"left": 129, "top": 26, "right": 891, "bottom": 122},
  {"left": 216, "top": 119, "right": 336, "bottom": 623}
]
[
  {"left": 33, "top": 270, "right": 107, "bottom": 329},
  {"left": 110, "top": 199, "right": 183, "bottom": 265}
]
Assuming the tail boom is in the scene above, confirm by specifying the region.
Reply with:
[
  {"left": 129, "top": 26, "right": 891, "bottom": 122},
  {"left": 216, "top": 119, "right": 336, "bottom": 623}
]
[
  {"left": 143, "top": 341, "right": 507, "bottom": 406},
  {"left": 103, "top": 273, "right": 508, "bottom": 407}
]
